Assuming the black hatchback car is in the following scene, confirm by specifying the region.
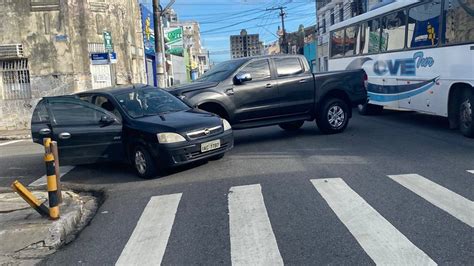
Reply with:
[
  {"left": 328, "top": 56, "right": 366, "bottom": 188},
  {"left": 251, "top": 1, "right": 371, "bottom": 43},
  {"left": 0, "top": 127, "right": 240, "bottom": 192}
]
[{"left": 31, "top": 84, "right": 234, "bottom": 178}]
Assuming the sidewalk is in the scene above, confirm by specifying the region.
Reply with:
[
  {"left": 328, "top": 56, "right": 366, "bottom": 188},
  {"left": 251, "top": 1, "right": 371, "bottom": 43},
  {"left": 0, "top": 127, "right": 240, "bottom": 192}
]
[
  {"left": 0, "top": 190, "right": 99, "bottom": 264},
  {"left": 0, "top": 129, "right": 31, "bottom": 140}
]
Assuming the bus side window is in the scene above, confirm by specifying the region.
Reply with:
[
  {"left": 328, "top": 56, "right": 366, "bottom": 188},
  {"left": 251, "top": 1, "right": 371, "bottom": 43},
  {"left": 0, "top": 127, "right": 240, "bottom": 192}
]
[
  {"left": 362, "top": 19, "right": 381, "bottom": 54},
  {"left": 330, "top": 29, "right": 345, "bottom": 58},
  {"left": 358, "top": 22, "right": 367, "bottom": 54},
  {"left": 344, "top": 25, "right": 359, "bottom": 56},
  {"left": 443, "top": 0, "right": 474, "bottom": 45},
  {"left": 382, "top": 10, "right": 408, "bottom": 51},
  {"left": 407, "top": 1, "right": 441, "bottom": 48}
]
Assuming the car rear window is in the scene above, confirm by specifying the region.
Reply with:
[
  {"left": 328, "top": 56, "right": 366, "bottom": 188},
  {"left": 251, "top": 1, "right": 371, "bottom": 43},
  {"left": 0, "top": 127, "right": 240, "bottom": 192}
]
[{"left": 274, "top": 57, "right": 304, "bottom": 77}]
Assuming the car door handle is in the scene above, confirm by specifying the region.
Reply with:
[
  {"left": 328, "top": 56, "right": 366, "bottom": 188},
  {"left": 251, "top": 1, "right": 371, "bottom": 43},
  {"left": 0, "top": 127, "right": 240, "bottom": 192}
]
[
  {"left": 299, "top": 79, "right": 308, "bottom": 83},
  {"left": 59, "top": 132, "right": 71, "bottom": 140},
  {"left": 39, "top": 128, "right": 51, "bottom": 135},
  {"left": 265, "top": 84, "right": 273, "bottom": 88},
  {"left": 225, "top": 88, "right": 234, "bottom": 95}
]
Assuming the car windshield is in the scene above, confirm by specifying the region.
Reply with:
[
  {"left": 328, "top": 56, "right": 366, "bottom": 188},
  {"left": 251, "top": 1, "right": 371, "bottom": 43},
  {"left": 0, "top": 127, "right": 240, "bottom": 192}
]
[
  {"left": 195, "top": 59, "right": 247, "bottom": 82},
  {"left": 115, "top": 87, "right": 190, "bottom": 118}
]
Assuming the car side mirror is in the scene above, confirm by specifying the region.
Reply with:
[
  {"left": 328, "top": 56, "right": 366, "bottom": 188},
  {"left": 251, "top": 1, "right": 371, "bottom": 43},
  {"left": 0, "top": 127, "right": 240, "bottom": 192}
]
[
  {"left": 99, "top": 115, "right": 116, "bottom": 126},
  {"left": 234, "top": 73, "right": 252, "bottom": 85}
]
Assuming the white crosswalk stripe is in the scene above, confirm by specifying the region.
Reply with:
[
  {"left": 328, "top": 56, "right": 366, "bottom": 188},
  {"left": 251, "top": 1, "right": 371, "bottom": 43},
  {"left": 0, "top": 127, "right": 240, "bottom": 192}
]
[
  {"left": 388, "top": 174, "right": 474, "bottom": 227},
  {"left": 311, "top": 178, "right": 436, "bottom": 265},
  {"left": 116, "top": 193, "right": 182, "bottom": 266},
  {"left": 228, "top": 184, "right": 284, "bottom": 266}
]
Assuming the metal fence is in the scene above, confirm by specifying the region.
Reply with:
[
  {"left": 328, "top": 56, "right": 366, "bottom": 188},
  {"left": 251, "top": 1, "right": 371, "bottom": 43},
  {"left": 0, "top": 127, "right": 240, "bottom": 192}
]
[{"left": 0, "top": 59, "right": 32, "bottom": 100}]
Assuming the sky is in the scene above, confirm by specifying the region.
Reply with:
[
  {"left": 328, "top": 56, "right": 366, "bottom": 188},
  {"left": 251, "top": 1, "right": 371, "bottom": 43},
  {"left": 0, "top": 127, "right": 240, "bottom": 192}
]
[{"left": 139, "top": 0, "right": 317, "bottom": 63}]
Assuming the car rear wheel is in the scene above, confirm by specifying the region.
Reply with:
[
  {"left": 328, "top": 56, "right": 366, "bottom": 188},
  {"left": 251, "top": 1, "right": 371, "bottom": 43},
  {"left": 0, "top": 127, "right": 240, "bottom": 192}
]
[
  {"left": 133, "top": 146, "right": 158, "bottom": 179},
  {"left": 279, "top": 121, "right": 304, "bottom": 131},
  {"left": 459, "top": 89, "right": 474, "bottom": 138},
  {"left": 317, "top": 98, "right": 349, "bottom": 134}
]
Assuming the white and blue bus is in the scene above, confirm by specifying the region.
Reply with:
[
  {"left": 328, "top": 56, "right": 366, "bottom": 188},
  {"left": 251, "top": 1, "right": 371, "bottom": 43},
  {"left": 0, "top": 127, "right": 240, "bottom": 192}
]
[{"left": 328, "top": 0, "right": 474, "bottom": 137}]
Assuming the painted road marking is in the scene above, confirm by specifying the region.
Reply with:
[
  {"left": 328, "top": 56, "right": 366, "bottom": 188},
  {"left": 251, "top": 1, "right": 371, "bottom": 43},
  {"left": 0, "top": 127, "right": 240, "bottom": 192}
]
[
  {"left": 311, "top": 178, "right": 436, "bottom": 265},
  {"left": 116, "top": 193, "right": 182, "bottom": 266},
  {"left": 389, "top": 174, "right": 474, "bottom": 227},
  {"left": 0, "top": 140, "right": 27, "bottom": 146},
  {"left": 228, "top": 184, "right": 283, "bottom": 266},
  {"left": 29, "top": 166, "right": 75, "bottom": 187},
  {"left": 467, "top": 170, "right": 474, "bottom": 175}
]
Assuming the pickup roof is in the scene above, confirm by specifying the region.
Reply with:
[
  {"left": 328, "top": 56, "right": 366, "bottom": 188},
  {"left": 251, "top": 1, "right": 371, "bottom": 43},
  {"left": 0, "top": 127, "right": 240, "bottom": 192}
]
[{"left": 169, "top": 54, "right": 367, "bottom": 134}]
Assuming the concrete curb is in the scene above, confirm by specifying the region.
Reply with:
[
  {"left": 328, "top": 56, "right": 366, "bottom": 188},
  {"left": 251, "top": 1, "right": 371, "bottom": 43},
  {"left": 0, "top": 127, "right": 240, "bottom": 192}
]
[
  {"left": 0, "top": 134, "right": 31, "bottom": 140},
  {"left": 0, "top": 188, "right": 104, "bottom": 264}
]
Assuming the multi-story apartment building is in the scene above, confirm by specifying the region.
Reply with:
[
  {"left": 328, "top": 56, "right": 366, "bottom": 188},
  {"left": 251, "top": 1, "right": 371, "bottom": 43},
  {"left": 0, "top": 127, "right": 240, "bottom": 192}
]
[
  {"left": 0, "top": 0, "right": 146, "bottom": 131},
  {"left": 230, "top": 30, "right": 263, "bottom": 59}
]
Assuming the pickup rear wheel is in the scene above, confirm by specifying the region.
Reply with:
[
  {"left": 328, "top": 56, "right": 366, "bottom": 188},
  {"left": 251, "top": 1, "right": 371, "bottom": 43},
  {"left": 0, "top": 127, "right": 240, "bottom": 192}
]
[
  {"left": 279, "top": 121, "right": 304, "bottom": 131},
  {"left": 317, "top": 98, "right": 349, "bottom": 134}
]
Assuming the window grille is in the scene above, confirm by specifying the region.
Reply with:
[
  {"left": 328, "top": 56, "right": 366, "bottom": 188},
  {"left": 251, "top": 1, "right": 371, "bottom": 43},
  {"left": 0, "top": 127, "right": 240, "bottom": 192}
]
[{"left": 0, "top": 59, "right": 32, "bottom": 100}]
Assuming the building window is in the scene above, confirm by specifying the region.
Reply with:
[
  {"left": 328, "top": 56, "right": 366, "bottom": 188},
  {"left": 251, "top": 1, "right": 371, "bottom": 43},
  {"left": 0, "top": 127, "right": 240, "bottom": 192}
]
[
  {"left": 96, "top": 14, "right": 103, "bottom": 34},
  {"left": 322, "top": 18, "right": 326, "bottom": 34},
  {"left": 0, "top": 59, "right": 31, "bottom": 100},
  {"left": 339, "top": 7, "right": 344, "bottom": 22},
  {"left": 330, "top": 9, "right": 335, "bottom": 25}
]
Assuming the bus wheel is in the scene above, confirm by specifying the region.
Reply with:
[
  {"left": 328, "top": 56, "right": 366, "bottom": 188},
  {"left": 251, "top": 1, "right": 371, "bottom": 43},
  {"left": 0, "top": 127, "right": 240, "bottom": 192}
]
[
  {"left": 358, "top": 103, "right": 383, "bottom": 115},
  {"left": 459, "top": 89, "right": 474, "bottom": 138}
]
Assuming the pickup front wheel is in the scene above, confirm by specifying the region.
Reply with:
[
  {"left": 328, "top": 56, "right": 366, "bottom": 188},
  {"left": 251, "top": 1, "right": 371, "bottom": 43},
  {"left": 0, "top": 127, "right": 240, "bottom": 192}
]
[{"left": 316, "top": 98, "right": 349, "bottom": 134}]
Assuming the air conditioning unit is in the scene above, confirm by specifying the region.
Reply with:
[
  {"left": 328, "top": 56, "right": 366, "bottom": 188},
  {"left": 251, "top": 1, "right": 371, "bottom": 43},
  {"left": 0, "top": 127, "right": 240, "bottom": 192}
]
[{"left": 0, "top": 44, "right": 24, "bottom": 59}]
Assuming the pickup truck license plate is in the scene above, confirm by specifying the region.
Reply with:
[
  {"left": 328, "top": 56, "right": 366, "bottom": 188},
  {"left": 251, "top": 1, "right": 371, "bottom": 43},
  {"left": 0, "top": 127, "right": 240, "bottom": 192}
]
[{"left": 201, "top": 139, "right": 221, "bottom": 153}]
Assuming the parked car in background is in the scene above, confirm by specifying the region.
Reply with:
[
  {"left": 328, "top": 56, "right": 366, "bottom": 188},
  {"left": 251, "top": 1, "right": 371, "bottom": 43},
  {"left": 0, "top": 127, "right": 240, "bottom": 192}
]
[
  {"left": 169, "top": 54, "right": 368, "bottom": 134},
  {"left": 30, "top": 85, "right": 233, "bottom": 179}
]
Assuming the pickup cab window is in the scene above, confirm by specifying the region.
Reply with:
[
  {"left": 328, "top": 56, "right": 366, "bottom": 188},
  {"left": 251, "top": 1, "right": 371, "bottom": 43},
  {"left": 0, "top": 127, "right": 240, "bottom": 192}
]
[
  {"left": 274, "top": 58, "right": 304, "bottom": 77},
  {"left": 240, "top": 60, "right": 271, "bottom": 81}
]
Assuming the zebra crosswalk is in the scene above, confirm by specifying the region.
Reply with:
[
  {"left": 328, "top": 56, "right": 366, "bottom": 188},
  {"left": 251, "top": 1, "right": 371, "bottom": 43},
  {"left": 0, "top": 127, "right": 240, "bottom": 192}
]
[{"left": 115, "top": 172, "right": 473, "bottom": 265}]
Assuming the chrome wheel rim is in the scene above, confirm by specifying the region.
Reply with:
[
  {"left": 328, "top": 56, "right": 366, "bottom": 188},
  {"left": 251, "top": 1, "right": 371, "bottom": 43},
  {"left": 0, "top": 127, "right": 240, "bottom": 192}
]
[
  {"left": 135, "top": 150, "right": 147, "bottom": 175},
  {"left": 460, "top": 99, "right": 472, "bottom": 128},
  {"left": 328, "top": 105, "right": 345, "bottom": 128}
]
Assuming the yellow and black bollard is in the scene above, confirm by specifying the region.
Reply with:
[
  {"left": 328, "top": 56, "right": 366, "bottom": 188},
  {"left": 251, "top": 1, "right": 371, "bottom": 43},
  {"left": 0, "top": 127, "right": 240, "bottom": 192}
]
[
  {"left": 44, "top": 138, "right": 60, "bottom": 220},
  {"left": 11, "top": 181, "right": 49, "bottom": 217}
]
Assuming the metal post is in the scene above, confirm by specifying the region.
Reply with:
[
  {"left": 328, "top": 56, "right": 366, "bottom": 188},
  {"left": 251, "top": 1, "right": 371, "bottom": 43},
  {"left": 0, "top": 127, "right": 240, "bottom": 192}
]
[
  {"left": 280, "top": 7, "right": 287, "bottom": 54},
  {"left": 314, "top": 0, "right": 319, "bottom": 72},
  {"left": 153, "top": 0, "right": 166, "bottom": 88},
  {"left": 43, "top": 138, "right": 59, "bottom": 220},
  {"left": 51, "top": 141, "right": 62, "bottom": 204},
  {"left": 11, "top": 181, "right": 49, "bottom": 217}
]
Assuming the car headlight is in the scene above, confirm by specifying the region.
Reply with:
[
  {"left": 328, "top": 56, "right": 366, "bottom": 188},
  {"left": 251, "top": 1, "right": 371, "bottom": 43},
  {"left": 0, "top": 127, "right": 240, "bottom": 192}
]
[
  {"left": 222, "top": 119, "right": 232, "bottom": 131},
  {"left": 157, "top": 133, "right": 186, "bottom": 143}
]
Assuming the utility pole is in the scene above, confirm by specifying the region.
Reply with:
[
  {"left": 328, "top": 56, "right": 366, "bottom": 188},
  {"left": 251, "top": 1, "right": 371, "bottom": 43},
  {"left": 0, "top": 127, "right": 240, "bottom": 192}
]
[
  {"left": 152, "top": 0, "right": 166, "bottom": 88},
  {"left": 267, "top": 6, "right": 287, "bottom": 54},
  {"left": 314, "top": 0, "right": 319, "bottom": 72}
]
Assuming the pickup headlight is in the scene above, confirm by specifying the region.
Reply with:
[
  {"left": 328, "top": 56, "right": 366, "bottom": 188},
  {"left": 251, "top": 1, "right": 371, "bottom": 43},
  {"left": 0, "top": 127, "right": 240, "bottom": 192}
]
[
  {"left": 222, "top": 119, "right": 232, "bottom": 131},
  {"left": 157, "top": 133, "right": 186, "bottom": 143}
]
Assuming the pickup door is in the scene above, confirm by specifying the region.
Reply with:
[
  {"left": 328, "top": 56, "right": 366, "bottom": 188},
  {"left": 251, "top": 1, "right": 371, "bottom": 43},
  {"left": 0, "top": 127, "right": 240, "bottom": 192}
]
[{"left": 273, "top": 57, "right": 315, "bottom": 116}]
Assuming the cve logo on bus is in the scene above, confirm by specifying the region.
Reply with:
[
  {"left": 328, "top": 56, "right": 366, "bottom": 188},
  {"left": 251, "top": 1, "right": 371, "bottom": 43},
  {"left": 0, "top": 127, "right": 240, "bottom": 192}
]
[{"left": 373, "top": 52, "right": 434, "bottom": 76}]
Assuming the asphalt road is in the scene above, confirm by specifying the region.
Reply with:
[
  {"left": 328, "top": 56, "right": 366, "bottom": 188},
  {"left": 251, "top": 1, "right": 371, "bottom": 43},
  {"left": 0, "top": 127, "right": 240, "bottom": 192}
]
[{"left": 1, "top": 110, "right": 473, "bottom": 265}]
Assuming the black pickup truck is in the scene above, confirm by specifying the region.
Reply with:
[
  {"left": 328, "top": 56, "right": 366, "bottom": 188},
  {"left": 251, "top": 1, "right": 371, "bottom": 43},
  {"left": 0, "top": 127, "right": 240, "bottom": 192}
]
[{"left": 169, "top": 55, "right": 367, "bottom": 134}]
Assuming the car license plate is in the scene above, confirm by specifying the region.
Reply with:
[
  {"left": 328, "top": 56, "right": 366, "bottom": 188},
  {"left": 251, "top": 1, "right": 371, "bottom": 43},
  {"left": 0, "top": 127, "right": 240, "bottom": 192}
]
[{"left": 201, "top": 139, "right": 221, "bottom": 153}]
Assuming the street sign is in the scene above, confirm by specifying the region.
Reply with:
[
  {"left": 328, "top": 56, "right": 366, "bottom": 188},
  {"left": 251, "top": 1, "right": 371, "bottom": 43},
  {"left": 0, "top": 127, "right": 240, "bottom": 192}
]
[
  {"left": 90, "top": 53, "right": 109, "bottom": 65},
  {"left": 103, "top": 31, "right": 113, "bottom": 52}
]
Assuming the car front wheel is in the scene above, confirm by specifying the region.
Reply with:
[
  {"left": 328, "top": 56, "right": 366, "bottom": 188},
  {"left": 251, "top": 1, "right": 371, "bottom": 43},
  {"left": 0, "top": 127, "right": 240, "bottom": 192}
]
[
  {"left": 133, "top": 146, "right": 158, "bottom": 179},
  {"left": 317, "top": 98, "right": 349, "bottom": 134}
]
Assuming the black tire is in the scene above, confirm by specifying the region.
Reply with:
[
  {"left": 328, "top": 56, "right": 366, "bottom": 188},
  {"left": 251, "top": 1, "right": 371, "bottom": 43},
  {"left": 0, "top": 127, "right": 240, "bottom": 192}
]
[
  {"left": 459, "top": 89, "right": 474, "bottom": 138},
  {"left": 132, "top": 146, "right": 158, "bottom": 179},
  {"left": 316, "top": 98, "right": 350, "bottom": 134},
  {"left": 209, "top": 153, "right": 225, "bottom": 161},
  {"left": 358, "top": 103, "right": 384, "bottom": 115},
  {"left": 279, "top": 121, "right": 304, "bottom": 131}
]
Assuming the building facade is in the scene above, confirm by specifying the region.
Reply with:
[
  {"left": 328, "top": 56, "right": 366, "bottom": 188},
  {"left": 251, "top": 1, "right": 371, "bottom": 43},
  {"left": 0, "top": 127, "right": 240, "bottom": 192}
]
[
  {"left": 230, "top": 30, "right": 263, "bottom": 59},
  {"left": 0, "top": 0, "right": 146, "bottom": 131}
]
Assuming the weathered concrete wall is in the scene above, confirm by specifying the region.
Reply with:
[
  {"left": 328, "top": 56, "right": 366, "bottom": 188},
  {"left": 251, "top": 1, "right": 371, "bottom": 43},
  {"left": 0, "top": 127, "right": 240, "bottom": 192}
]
[{"left": 0, "top": 0, "right": 146, "bottom": 130}]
